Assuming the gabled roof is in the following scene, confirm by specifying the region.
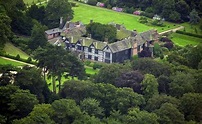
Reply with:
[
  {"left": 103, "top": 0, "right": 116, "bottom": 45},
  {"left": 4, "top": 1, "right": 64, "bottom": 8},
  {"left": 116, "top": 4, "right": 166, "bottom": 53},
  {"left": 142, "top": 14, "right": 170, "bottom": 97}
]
[
  {"left": 45, "top": 28, "right": 62, "bottom": 35},
  {"left": 108, "top": 39, "right": 132, "bottom": 53},
  {"left": 139, "top": 29, "right": 158, "bottom": 42}
]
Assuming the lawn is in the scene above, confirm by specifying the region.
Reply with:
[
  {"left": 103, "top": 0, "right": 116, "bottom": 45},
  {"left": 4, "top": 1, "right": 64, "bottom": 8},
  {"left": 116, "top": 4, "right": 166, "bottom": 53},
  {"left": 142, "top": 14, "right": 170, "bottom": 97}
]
[
  {"left": 72, "top": 2, "right": 180, "bottom": 33},
  {"left": 47, "top": 66, "right": 99, "bottom": 92},
  {"left": 171, "top": 33, "right": 201, "bottom": 47},
  {"left": 4, "top": 42, "right": 30, "bottom": 59},
  {"left": 0, "top": 57, "right": 26, "bottom": 66},
  {"left": 23, "top": 0, "right": 46, "bottom": 5},
  {"left": 180, "top": 23, "right": 202, "bottom": 34}
]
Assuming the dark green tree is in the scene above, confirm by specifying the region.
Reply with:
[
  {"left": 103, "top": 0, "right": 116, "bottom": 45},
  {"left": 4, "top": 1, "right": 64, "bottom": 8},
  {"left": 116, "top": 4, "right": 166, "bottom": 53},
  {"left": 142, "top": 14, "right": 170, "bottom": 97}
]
[
  {"left": 51, "top": 99, "right": 82, "bottom": 124},
  {"left": 45, "top": 0, "right": 73, "bottom": 28},
  {"left": 34, "top": 45, "right": 72, "bottom": 93},
  {"left": 115, "top": 70, "right": 144, "bottom": 94},
  {"left": 13, "top": 104, "right": 54, "bottom": 124},
  {"left": 93, "top": 63, "right": 128, "bottom": 84},
  {"left": 14, "top": 66, "right": 52, "bottom": 103},
  {"left": 155, "top": 103, "right": 185, "bottom": 124},
  {"left": 189, "top": 9, "right": 200, "bottom": 24},
  {"left": 180, "top": 93, "right": 202, "bottom": 122},
  {"left": 145, "top": 94, "right": 179, "bottom": 112},
  {"left": 86, "top": 22, "right": 117, "bottom": 43},
  {"left": 141, "top": 74, "right": 159, "bottom": 100},
  {"left": 0, "top": 13, "right": 13, "bottom": 50},
  {"left": 80, "top": 98, "right": 104, "bottom": 118},
  {"left": 26, "top": 4, "right": 45, "bottom": 24},
  {"left": 126, "top": 108, "right": 159, "bottom": 124},
  {"left": 169, "top": 71, "right": 195, "bottom": 97},
  {"left": 132, "top": 58, "right": 170, "bottom": 77},
  {"left": 29, "top": 23, "right": 47, "bottom": 50}
]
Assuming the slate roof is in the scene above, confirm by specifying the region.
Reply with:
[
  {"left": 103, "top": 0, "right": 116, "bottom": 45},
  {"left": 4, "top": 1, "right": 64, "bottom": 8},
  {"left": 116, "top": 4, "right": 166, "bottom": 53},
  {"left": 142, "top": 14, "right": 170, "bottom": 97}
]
[
  {"left": 45, "top": 28, "right": 62, "bottom": 35},
  {"left": 108, "top": 39, "right": 132, "bottom": 53}
]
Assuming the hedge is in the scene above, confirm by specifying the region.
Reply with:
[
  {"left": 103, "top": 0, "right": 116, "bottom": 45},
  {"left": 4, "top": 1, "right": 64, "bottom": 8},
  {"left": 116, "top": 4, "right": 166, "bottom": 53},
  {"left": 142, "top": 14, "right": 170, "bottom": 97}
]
[{"left": 176, "top": 30, "right": 202, "bottom": 38}]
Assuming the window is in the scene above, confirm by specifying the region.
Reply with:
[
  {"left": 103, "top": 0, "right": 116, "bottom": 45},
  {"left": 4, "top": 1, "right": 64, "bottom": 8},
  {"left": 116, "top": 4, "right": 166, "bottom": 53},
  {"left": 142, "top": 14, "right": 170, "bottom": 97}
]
[
  {"left": 77, "top": 46, "right": 81, "bottom": 50},
  {"left": 88, "top": 48, "right": 92, "bottom": 52},
  {"left": 72, "top": 44, "right": 75, "bottom": 48},
  {"left": 105, "top": 59, "right": 110, "bottom": 63},
  {"left": 95, "top": 49, "right": 98, "bottom": 54},
  {"left": 94, "top": 56, "right": 98, "bottom": 61},
  {"left": 88, "top": 55, "right": 92, "bottom": 59},
  {"left": 105, "top": 52, "right": 110, "bottom": 58}
]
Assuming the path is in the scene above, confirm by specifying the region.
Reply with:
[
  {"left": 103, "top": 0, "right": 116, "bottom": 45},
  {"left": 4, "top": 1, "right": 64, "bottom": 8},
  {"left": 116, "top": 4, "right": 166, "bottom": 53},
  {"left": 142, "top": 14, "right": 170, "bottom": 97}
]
[
  {"left": 0, "top": 56, "right": 36, "bottom": 67},
  {"left": 159, "top": 26, "right": 184, "bottom": 35}
]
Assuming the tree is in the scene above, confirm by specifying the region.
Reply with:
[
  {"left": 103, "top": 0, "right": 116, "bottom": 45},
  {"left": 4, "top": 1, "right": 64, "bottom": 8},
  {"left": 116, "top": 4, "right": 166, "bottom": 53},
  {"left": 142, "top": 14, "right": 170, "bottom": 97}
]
[
  {"left": 34, "top": 45, "right": 71, "bottom": 93},
  {"left": 155, "top": 103, "right": 185, "bottom": 124},
  {"left": 114, "top": 70, "right": 144, "bottom": 94},
  {"left": 29, "top": 23, "right": 47, "bottom": 50},
  {"left": 9, "top": 90, "right": 39, "bottom": 119},
  {"left": 13, "top": 104, "right": 55, "bottom": 124},
  {"left": 169, "top": 71, "right": 195, "bottom": 97},
  {"left": 175, "top": 0, "right": 190, "bottom": 21},
  {"left": 26, "top": 4, "right": 45, "bottom": 24},
  {"left": 14, "top": 66, "right": 52, "bottom": 103},
  {"left": 186, "top": 44, "right": 202, "bottom": 69},
  {"left": 67, "top": 54, "right": 86, "bottom": 80},
  {"left": 180, "top": 93, "right": 202, "bottom": 122},
  {"left": 80, "top": 98, "right": 104, "bottom": 118},
  {"left": 126, "top": 108, "right": 159, "bottom": 124},
  {"left": 86, "top": 22, "right": 117, "bottom": 43},
  {"left": 145, "top": 94, "right": 179, "bottom": 112},
  {"left": 0, "top": 85, "right": 38, "bottom": 123},
  {"left": 93, "top": 63, "right": 128, "bottom": 85},
  {"left": 132, "top": 58, "right": 170, "bottom": 77},
  {"left": 189, "top": 9, "right": 200, "bottom": 24},
  {"left": 45, "top": 0, "right": 73, "bottom": 28},
  {"left": 0, "top": 13, "right": 13, "bottom": 50},
  {"left": 51, "top": 99, "right": 82, "bottom": 124},
  {"left": 87, "top": 0, "right": 97, "bottom": 5},
  {"left": 141, "top": 74, "right": 159, "bottom": 100}
]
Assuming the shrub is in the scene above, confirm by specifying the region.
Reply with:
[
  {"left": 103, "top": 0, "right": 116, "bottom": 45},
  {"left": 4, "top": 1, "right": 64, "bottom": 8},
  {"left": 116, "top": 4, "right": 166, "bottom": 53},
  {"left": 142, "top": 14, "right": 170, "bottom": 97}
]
[
  {"left": 26, "top": 57, "right": 32, "bottom": 62},
  {"left": 93, "top": 62, "right": 103, "bottom": 70},
  {"left": 87, "top": 0, "right": 97, "bottom": 5},
  {"left": 176, "top": 30, "right": 202, "bottom": 38},
  {"left": 84, "top": 60, "right": 91, "bottom": 66},
  {"left": 164, "top": 42, "right": 174, "bottom": 50},
  {"left": 139, "top": 16, "right": 148, "bottom": 24},
  {"left": 16, "top": 54, "right": 20, "bottom": 60}
]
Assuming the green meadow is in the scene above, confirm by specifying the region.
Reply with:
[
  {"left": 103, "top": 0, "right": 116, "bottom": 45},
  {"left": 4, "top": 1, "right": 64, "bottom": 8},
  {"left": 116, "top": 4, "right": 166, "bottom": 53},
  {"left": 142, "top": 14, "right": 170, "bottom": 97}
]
[
  {"left": 171, "top": 33, "right": 201, "bottom": 47},
  {"left": 4, "top": 42, "right": 30, "bottom": 59},
  {"left": 0, "top": 57, "right": 26, "bottom": 66},
  {"left": 23, "top": 0, "right": 46, "bottom": 5},
  {"left": 72, "top": 2, "right": 179, "bottom": 33}
]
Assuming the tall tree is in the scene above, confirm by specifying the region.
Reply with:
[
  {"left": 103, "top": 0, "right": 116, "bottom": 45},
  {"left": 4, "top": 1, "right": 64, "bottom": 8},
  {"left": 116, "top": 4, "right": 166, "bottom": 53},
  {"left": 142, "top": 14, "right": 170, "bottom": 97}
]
[
  {"left": 34, "top": 45, "right": 78, "bottom": 93},
  {"left": 0, "top": 13, "right": 13, "bottom": 50},
  {"left": 126, "top": 108, "right": 159, "bottom": 124},
  {"left": 14, "top": 66, "right": 52, "bottom": 103},
  {"left": 45, "top": 0, "right": 73, "bottom": 28},
  {"left": 189, "top": 9, "right": 200, "bottom": 24},
  {"left": 141, "top": 74, "right": 159, "bottom": 100},
  {"left": 155, "top": 103, "right": 185, "bottom": 124},
  {"left": 180, "top": 93, "right": 202, "bottom": 122},
  {"left": 29, "top": 23, "right": 47, "bottom": 50}
]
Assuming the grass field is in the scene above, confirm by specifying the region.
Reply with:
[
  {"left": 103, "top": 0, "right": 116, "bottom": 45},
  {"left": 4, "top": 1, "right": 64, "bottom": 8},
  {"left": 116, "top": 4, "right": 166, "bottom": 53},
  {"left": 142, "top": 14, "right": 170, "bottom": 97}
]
[
  {"left": 0, "top": 57, "right": 26, "bottom": 66},
  {"left": 4, "top": 42, "right": 30, "bottom": 59},
  {"left": 171, "top": 33, "right": 201, "bottom": 47},
  {"left": 72, "top": 2, "right": 180, "bottom": 33},
  {"left": 47, "top": 66, "right": 99, "bottom": 92},
  {"left": 180, "top": 23, "right": 202, "bottom": 34},
  {"left": 23, "top": 0, "right": 46, "bottom": 5}
]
